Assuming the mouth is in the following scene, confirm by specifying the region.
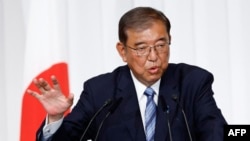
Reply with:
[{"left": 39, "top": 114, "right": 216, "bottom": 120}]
[{"left": 148, "top": 66, "right": 159, "bottom": 74}]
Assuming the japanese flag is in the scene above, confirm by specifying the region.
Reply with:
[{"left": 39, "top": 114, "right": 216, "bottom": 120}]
[{"left": 20, "top": 1, "right": 70, "bottom": 141}]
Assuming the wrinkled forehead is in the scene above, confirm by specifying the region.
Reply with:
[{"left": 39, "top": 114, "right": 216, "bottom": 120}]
[
  {"left": 125, "top": 21, "right": 170, "bottom": 45},
  {"left": 125, "top": 20, "right": 169, "bottom": 39}
]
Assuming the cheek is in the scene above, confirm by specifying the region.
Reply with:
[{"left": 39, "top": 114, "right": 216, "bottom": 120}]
[
  {"left": 159, "top": 53, "right": 170, "bottom": 69},
  {"left": 162, "top": 49, "right": 170, "bottom": 62},
  {"left": 161, "top": 55, "right": 169, "bottom": 64},
  {"left": 133, "top": 61, "right": 147, "bottom": 73},
  {"left": 129, "top": 57, "right": 148, "bottom": 72}
]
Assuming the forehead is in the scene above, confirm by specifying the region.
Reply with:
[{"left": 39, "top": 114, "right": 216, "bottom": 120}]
[{"left": 126, "top": 21, "right": 168, "bottom": 44}]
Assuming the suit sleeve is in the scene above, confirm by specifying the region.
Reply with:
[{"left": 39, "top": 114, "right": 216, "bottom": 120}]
[{"left": 192, "top": 71, "right": 227, "bottom": 141}]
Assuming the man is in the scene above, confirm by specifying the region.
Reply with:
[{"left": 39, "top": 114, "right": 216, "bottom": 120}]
[{"left": 28, "top": 7, "right": 227, "bottom": 141}]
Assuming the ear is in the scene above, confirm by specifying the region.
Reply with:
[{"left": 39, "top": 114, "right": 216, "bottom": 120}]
[{"left": 116, "top": 42, "right": 127, "bottom": 62}]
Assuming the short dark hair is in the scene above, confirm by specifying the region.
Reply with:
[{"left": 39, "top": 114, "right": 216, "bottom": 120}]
[{"left": 118, "top": 7, "right": 171, "bottom": 44}]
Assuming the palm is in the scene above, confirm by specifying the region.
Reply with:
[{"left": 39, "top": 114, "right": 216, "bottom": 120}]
[
  {"left": 27, "top": 75, "right": 74, "bottom": 120},
  {"left": 39, "top": 88, "right": 72, "bottom": 116}
]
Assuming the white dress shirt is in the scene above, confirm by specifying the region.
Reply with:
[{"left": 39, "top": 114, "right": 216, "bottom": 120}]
[{"left": 130, "top": 70, "right": 160, "bottom": 130}]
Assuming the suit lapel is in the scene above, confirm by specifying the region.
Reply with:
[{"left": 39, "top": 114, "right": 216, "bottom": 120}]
[
  {"left": 155, "top": 65, "right": 179, "bottom": 141},
  {"left": 115, "top": 66, "right": 146, "bottom": 141}
]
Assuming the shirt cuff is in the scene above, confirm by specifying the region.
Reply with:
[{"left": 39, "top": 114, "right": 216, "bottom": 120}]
[{"left": 42, "top": 115, "right": 63, "bottom": 139}]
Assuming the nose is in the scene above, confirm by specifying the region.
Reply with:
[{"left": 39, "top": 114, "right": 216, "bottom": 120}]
[{"left": 147, "top": 47, "right": 158, "bottom": 61}]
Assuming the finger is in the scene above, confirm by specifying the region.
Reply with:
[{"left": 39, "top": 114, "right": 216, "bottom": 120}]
[
  {"left": 51, "top": 75, "right": 61, "bottom": 91},
  {"left": 27, "top": 89, "right": 42, "bottom": 99},
  {"left": 38, "top": 78, "right": 52, "bottom": 91},
  {"left": 33, "top": 78, "right": 46, "bottom": 93},
  {"left": 33, "top": 78, "right": 50, "bottom": 94}
]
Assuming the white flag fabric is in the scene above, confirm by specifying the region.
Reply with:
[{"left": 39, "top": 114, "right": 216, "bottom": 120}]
[{"left": 20, "top": 1, "right": 69, "bottom": 141}]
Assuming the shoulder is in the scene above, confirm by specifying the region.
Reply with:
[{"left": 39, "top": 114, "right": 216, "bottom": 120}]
[
  {"left": 168, "top": 63, "right": 213, "bottom": 78},
  {"left": 84, "top": 65, "right": 129, "bottom": 87},
  {"left": 164, "top": 63, "right": 214, "bottom": 87}
]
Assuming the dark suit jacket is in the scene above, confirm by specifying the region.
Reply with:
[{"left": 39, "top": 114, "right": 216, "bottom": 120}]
[{"left": 37, "top": 63, "right": 227, "bottom": 141}]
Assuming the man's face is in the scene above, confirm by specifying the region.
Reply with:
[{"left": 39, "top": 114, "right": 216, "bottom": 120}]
[{"left": 117, "top": 20, "right": 170, "bottom": 86}]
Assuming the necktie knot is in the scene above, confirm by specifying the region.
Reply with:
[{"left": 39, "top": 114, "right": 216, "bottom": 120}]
[{"left": 144, "top": 87, "right": 155, "bottom": 97}]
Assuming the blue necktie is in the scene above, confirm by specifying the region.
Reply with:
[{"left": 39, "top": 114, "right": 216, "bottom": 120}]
[{"left": 144, "top": 87, "right": 156, "bottom": 141}]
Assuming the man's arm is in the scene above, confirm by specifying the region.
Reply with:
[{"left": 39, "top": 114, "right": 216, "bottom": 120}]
[
  {"left": 27, "top": 75, "right": 73, "bottom": 122},
  {"left": 37, "top": 116, "right": 63, "bottom": 141}
]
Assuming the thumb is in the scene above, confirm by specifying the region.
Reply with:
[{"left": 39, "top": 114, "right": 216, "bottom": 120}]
[{"left": 67, "top": 93, "right": 74, "bottom": 105}]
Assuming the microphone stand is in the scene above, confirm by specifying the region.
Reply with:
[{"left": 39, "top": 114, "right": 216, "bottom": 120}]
[
  {"left": 94, "top": 98, "right": 123, "bottom": 141},
  {"left": 172, "top": 94, "right": 193, "bottom": 141},
  {"left": 79, "top": 99, "right": 113, "bottom": 141},
  {"left": 159, "top": 95, "right": 173, "bottom": 141}
]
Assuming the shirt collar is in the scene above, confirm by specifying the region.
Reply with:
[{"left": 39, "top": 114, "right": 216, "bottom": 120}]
[{"left": 130, "top": 70, "right": 161, "bottom": 99}]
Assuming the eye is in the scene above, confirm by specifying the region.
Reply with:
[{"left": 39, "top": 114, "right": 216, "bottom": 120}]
[
  {"left": 136, "top": 46, "right": 147, "bottom": 52},
  {"left": 156, "top": 44, "right": 165, "bottom": 48}
]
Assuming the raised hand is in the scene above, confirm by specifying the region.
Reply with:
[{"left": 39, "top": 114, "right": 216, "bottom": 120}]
[{"left": 27, "top": 75, "right": 74, "bottom": 123}]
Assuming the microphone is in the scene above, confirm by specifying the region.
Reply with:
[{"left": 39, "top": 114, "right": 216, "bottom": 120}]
[
  {"left": 172, "top": 94, "right": 193, "bottom": 141},
  {"left": 94, "top": 97, "right": 123, "bottom": 141},
  {"left": 159, "top": 95, "right": 173, "bottom": 141},
  {"left": 79, "top": 99, "right": 113, "bottom": 141}
]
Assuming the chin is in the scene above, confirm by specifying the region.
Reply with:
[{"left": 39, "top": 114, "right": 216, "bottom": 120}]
[{"left": 148, "top": 75, "right": 161, "bottom": 83}]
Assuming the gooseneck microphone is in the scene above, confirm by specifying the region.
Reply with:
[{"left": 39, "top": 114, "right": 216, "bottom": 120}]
[
  {"left": 159, "top": 95, "right": 173, "bottom": 141},
  {"left": 172, "top": 94, "right": 193, "bottom": 141},
  {"left": 79, "top": 99, "right": 113, "bottom": 141},
  {"left": 94, "top": 97, "right": 123, "bottom": 141}
]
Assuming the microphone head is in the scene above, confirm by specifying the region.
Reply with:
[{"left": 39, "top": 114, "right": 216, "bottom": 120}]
[
  {"left": 105, "top": 99, "right": 113, "bottom": 106},
  {"left": 109, "top": 97, "right": 123, "bottom": 114}
]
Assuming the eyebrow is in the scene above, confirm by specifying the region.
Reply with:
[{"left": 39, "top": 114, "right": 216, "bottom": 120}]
[{"left": 134, "top": 37, "right": 168, "bottom": 46}]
